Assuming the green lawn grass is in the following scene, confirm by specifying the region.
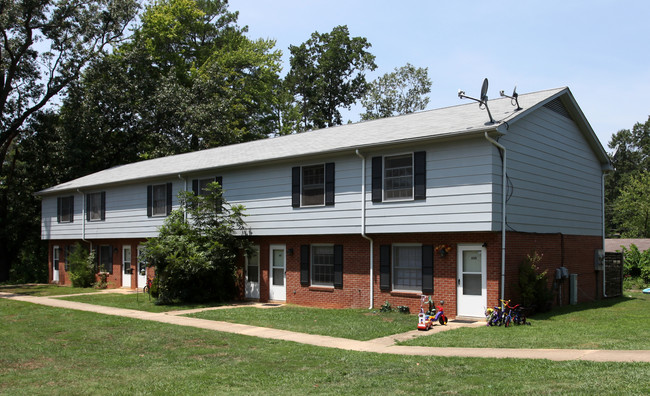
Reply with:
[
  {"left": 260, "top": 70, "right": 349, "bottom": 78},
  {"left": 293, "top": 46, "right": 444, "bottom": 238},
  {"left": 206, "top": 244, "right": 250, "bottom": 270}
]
[
  {"left": 187, "top": 305, "right": 416, "bottom": 341},
  {"left": 0, "top": 284, "right": 100, "bottom": 296},
  {"left": 1, "top": 298, "right": 649, "bottom": 395},
  {"left": 401, "top": 291, "right": 650, "bottom": 350},
  {"left": 59, "top": 292, "right": 223, "bottom": 313}
]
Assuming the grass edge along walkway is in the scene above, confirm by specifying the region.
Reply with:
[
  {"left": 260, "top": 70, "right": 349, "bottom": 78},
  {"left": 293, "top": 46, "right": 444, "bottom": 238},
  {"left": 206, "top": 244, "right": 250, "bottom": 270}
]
[{"left": 2, "top": 292, "right": 649, "bottom": 363}]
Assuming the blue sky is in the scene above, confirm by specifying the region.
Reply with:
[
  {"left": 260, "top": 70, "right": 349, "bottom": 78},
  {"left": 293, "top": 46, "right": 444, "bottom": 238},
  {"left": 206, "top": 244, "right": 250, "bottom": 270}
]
[{"left": 229, "top": 0, "right": 650, "bottom": 151}]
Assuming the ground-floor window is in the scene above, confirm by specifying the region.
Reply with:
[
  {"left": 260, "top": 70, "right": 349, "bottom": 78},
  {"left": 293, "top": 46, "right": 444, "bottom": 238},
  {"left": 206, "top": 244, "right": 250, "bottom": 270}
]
[
  {"left": 311, "top": 245, "right": 334, "bottom": 286},
  {"left": 392, "top": 244, "right": 422, "bottom": 292},
  {"left": 97, "top": 245, "right": 113, "bottom": 274}
]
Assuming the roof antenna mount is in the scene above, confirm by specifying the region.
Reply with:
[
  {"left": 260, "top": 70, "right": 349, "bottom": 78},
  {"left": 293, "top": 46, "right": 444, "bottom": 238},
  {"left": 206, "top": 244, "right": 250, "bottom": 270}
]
[
  {"left": 499, "top": 86, "right": 522, "bottom": 111},
  {"left": 458, "top": 78, "right": 495, "bottom": 124}
]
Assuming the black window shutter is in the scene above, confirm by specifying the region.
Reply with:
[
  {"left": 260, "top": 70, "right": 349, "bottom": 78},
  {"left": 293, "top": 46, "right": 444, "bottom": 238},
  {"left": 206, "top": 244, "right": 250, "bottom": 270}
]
[
  {"left": 333, "top": 244, "right": 343, "bottom": 288},
  {"left": 69, "top": 197, "right": 74, "bottom": 223},
  {"left": 380, "top": 245, "right": 391, "bottom": 291},
  {"left": 100, "top": 192, "right": 106, "bottom": 221},
  {"left": 146, "top": 186, "right": 153, "bottom": 217},
  {"left": 421, "top": 245, "right": 434, "bottom": 294},
  {"left": 166, "top": 183, "right": 172, "bottom": 215},
  {"left": 107, "top": 245, "right": 113, "bottom": 274},
  {"left": 216, "top": 176, "right": 223, "bottom": 187},
  {"left": 86, "top": 194, "right": 91, "bottom": 222},
  {"left": 292, "top": 167, "right": 301, "bottom": 208},
  {"left": 192, "top": 179, "right": 199, "bottom": 195},
  {"left": 372, "top": 156, "right": 382, "bottom": 202},
  {"left": 325, "top": 162, "right": 335, "bottom": 206},
  {"left": 300, "top": 245, "right": 310, "bottom": 286},
  {"left": 414, "top": 151, "right": 426, "bottom": 200},
  {"left": 57, "top": 197, "right": 62, "bottom": 223}
]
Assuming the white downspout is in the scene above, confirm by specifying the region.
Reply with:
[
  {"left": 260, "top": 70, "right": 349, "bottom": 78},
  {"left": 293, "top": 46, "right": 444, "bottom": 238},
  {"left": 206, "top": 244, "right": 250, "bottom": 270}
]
[
  {"left": 484, "top": 132, "right": 507, "bottom": 302},
  {"left": 355, "top": 149, "right": 374, "bottom": 309},
  {"left": 602, "top": 172, "right": 607, "bottom": 298}
]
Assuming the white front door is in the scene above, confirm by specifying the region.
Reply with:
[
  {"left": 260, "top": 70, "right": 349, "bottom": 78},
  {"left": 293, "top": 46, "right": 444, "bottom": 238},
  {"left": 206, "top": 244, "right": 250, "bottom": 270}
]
[
  {"left": 245, "top": 246, "right": 260, "bottom": 299},
  {"left": 122, "top": 245, "right": 132, "bottom": 288},
  {"left": 268, "top": 245, "right": 286, "bottom": 301},
  {"left": 457, "top": 244, "right": 487, "bottom": 317},
  {"left": 137, "top": 245, "right": 147, "bottom": 289},
  {"left": 52, "top": 246, "right": 60, "bottom": 283}
]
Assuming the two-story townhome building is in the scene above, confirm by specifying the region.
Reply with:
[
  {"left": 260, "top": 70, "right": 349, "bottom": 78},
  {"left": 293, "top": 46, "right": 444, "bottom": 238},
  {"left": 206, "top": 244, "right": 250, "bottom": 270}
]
[{"left": 38, "top": 87, "right": 611, "bottom": 317}]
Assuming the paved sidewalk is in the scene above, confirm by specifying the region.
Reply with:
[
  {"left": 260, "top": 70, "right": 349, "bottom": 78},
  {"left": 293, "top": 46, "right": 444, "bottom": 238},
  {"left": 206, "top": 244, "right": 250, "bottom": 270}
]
[{"left": 3, "top": 292, "right": 650, "bottom": 363}]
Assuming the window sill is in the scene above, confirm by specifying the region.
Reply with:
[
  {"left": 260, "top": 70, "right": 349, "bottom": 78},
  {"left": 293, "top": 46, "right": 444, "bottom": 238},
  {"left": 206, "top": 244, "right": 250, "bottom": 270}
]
[
  {"left": 390, "top": 291, "right": 422, "bottom": 298},
  {"left": 308, "top": 286, "right": 334, "bottom": 292}
]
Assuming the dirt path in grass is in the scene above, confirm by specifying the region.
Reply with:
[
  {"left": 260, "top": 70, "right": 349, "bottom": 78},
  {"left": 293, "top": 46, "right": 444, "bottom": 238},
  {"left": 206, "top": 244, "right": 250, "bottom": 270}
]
[{"left": 2, "top": 292, "right": 650, "bottom": 363}]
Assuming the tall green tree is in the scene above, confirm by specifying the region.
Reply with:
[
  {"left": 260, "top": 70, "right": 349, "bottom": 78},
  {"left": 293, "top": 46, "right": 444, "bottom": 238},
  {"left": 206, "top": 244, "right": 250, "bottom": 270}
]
[
  {"left": 606, "top": 117, "right": 650, "bottom": 236},
  {"left": 360, "top": 63, "right": 431, "bottom": 121},
  {"left": 612, "top": 171, "right": 650, "bottom": 238},
  {"left": 59, "top": 0, "right": 283, "bottom": 162},
  {"left": 286, "top": 25, "right": 376, "bottom": 130},
  {"left": 0, "top": 0, "right": 139, "bottom": 282},
  {"left": 142, "top": 182, "right": 250, "bottom": 303}
]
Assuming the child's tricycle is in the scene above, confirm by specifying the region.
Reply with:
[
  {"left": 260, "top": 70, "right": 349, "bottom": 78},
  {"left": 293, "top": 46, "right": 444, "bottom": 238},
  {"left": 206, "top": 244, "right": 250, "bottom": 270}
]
[{"left": 417, "top": 295, "right": 448, "bottom": 330}]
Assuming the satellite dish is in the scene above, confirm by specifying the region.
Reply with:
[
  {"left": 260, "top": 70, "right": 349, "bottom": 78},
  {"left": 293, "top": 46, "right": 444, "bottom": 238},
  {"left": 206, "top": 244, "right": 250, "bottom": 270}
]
[
  {"left": 480, "top": 78, "right": 489, "bottom": 101},
  {"left": 512, "top": 85, "right": 518, "bottom": 98}
]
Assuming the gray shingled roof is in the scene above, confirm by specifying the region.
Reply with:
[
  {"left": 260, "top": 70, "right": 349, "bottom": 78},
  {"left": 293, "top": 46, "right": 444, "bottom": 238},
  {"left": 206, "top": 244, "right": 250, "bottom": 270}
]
[{"left": 37, "top": 87, "right": 605, "bottom": 195}]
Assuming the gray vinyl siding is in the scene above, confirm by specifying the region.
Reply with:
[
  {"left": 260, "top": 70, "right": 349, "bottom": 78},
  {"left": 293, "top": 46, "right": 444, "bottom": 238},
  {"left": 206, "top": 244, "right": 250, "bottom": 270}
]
[
  {"left": 365, "top": 138, "right": 498, "bottom": 234},
  {"left": 226, "top": 154, "right": 362, "bottom": 235},
  {"left": 41, "top": 180, "right": 183, "bottom": 240},
  {"left": 501, "top": 106, "right": 603, "bottom": 236}
]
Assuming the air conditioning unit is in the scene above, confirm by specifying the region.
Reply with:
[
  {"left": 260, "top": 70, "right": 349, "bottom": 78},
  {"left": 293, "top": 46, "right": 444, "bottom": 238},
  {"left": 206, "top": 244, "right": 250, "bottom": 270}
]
[{"left": 594, "top": 249, "right": 605, "bottom": 271}]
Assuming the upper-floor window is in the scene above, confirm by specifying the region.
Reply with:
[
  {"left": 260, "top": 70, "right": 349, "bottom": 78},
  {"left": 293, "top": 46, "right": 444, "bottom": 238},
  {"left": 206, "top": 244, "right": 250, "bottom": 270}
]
[
  {"left": 87, "top": 192, "right": 106, "bottom": 221},
  {"left": 384, "top": 154, "right": 413, "bottom": 201},
  {"left": 372, "top": 151, "right": 426, "bottom": 203},
  {"left": 193, "top": 177, "right": 222, "bottom": 196},
  {"left": 147, "top": 183, "right": 172, "bottom": 217},
  {"left": 57, "top": 196, "right": 74, "bottom": 223},
  {"left": 292, "top": 163, "right": 335, "bottom": 208}
]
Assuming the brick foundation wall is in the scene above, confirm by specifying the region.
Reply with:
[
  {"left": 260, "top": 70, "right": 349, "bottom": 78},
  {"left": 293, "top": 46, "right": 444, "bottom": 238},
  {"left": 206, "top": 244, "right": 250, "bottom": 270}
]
[{"left": 49, "top": 231, "right": 604, "bottom": 314}]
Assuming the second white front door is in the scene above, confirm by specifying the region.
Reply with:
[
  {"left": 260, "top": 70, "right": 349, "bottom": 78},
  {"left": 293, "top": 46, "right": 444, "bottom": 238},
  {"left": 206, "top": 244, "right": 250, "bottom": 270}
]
[
  {"left": 137, "top": 245, "right": 147, "bottom": 289},
  {"left": 269, "top": 245, "right": 286, "bottom": 301},
  {"left": 457, "top": 244, "right": 487, "bottom": 317},
  {"left": 122, "top": 245, "right": 132, "bottom": 288}
]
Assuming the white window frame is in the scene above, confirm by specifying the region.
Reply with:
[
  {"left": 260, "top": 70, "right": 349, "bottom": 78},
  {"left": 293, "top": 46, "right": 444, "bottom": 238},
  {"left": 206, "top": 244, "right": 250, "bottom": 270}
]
[
  {"left": 88, "top": 192, "right": 104, "bottom": 221},
  {"left": 383, "top": 153, "right": 414, "bottom": 201},
  {"left": 301, "top": 164, "right": 325, "bottom": 207},
  {"left": 58, "top": 196, "right": 74, "bottom": 223},
  {"left": 392, "top": 243, "right": 422, "bottom": 292},
  {"left": 311, "top": 244, "right": 335, "bottom": 287}
]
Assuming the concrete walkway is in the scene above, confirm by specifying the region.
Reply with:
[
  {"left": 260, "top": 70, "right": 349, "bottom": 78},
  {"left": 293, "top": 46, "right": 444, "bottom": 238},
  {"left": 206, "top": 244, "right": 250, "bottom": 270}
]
[{"left": 2, "top": 292, "right": 650, "bottom": 363}]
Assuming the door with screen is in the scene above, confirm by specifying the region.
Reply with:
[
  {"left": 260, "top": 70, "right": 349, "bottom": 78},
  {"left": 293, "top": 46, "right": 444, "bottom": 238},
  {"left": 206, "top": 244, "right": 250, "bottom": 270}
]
[
  {"left": 457, "top": 244, "right": 487, "bottom": 317},
  {"left": 268, "top": 245, "right": 286, "bottom": 301}
]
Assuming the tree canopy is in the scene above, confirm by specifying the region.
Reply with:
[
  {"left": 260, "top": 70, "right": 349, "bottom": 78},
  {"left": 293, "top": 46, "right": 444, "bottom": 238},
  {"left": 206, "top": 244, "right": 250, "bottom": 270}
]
[
  {"left": 360, "top": 63, "right": 431, "bottom": 121},
  {"left": 286, "top": 25, "right": 376, "bottom": 130},
  {"left": 0, "top": 0, "right": 139, "bottom": 282},
  {"left": 606, "top": 117, "right": 650, "bottom": 237}
]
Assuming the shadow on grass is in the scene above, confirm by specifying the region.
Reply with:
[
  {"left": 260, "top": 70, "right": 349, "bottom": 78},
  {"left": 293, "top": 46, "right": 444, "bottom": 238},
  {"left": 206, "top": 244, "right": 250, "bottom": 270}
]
[
  {"left": 530, "top": 293, "right": 639, "bottom": 321},
  {"left": 0, "top": 283, "right": 98, "bottom": 296}
]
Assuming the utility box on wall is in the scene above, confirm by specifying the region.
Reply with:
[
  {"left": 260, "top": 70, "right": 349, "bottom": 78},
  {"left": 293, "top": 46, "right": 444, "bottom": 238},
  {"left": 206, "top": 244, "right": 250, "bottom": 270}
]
[{"left": 594, "top": 249, "right": 605, "bottom": 271}]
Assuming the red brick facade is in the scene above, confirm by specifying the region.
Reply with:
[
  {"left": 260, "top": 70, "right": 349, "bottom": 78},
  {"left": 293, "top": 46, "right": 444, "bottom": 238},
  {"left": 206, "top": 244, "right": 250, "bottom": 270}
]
[{"left": 49, "top": 231, "right": 603, "bottom": 317}]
